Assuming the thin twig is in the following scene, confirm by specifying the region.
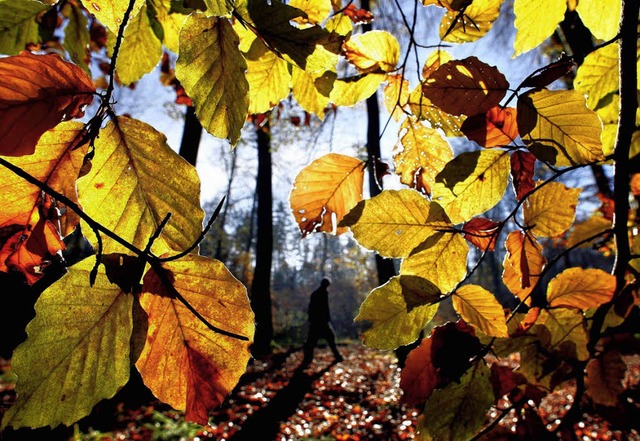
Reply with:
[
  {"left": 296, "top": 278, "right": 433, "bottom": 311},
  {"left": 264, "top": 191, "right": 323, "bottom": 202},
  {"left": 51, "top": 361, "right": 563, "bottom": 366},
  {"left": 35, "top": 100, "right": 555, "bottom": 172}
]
[{"left": 104, "top": 0, "right": 138, "bottom": 104}]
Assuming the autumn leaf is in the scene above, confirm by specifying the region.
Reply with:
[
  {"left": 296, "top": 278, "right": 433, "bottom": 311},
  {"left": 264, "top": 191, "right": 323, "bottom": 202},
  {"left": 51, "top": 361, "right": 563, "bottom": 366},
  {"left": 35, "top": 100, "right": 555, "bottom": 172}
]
[
  {"left": 407, "top": 85, "right": 465, "bottom": 137},
  {"left": 400, "top": 232, "right": 468, "bottom": 294},
  {"left": 77, "top": 117, "right": 205, "bottom": 256},
  {"left": 383, "top": 74, "right": 410, "bottom": 121},
  {"left": 576, "top": 0, "right": 620, "bottom": 41},
  {"left": 461, "top": 106, "right": 518, "bottom": 148},
  {"left": 0, "top": 51, "right": 95, "bottom": 156},
  {"left": 355, "top": 276, "right": 440, "bottom": 350},
  {"left": 452, "top": 285, "right": 508, "bottom": 337},
  {"left": 137, "top": 254, "right": 255, "bottom": 424},
  {"left": 566, "top": 215, "right": 612, "bottom": 248},
  {"left": 517, "top": 89, "right": 604, "bottom": 166},
  {"left": 513, "top": 0, "right": 565, "bottom": 57},
  {"left": 502, "top": 230, "right": 546, "bottom": 304},
  {"left": 176, "top": 13, "right": 249, "bottom": 145},
  {"left": 392, "top": 117, "right": 453, "bottom": 195},
  {"left": 546, "top": 267, "right": 615, "bottom": 310},
  {"left": 0, "top": 0, "right": 49, "bottom": 55},
  {"left": 462, "top": 217, "right": 500, "bottom": 251},
  {"left": 523, "top": 181, "right": 581, "bottom": 238},
  {"left": 574, "top": 42, "right": 619, "bottom": 110},
  {"left": 86, "top": 0, "right": 144, "bottom": 32},
  {"left": 339, "top": 189, "right": 451, "bottom": 258},
  {"left": 63, "top": 2, "right": 91, "bottom": 73},
  {"left": 292, "top": 68, "right": 335, "bottom": 119},
  {"left": 329, "top": 73, "right": 386, "bottom": 107},
  {"left": 534, "top": 308, "right": 589, "bottom": 361},
  {"left": 1, "top": 259, "right": 133, "bottom": 429},
  {"left": 421, "top": 56, "right": 509, "bottom": 116},
  {"left": 431, "top": 149, "right": 511, "bottom": 224},
  {"left": 585, "top": 350, "right": 626, "bottom": 407},
  {"left": 510, "top": 150, "right": 536, "bottom": 200},
  {"left": 289, "top": 0, "right": 332, "bottom": 24},
  {"left": 146, "top": 0, "right": 189, "bottom": 54},
  {"left": 399, "top": 337, "right": 438, "bottom": 406},
  {"left": 290, "top": 153, "right": 366, "bottom": 237},
  {"left": 342, "top": 30, "right": 400, "bottom": 74},
  {"left": 439, "top": 0, "right": 502, "bottom": 44}
]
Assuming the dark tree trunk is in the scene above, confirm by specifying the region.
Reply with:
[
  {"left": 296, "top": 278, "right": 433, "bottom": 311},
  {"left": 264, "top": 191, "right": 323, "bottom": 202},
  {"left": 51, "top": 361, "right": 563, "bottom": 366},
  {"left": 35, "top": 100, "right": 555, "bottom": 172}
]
[
  {"left": 178, "top": 106, "right": 203, "bottom": 167},
  {"left": 250, "top": 120, "right": 274, "bottom": 357}
]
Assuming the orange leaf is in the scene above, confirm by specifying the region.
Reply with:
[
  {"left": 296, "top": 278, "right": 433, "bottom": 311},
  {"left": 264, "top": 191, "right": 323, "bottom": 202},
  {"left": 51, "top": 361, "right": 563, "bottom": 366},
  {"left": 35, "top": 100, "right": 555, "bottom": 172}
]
[
  {"left": 421, "top": 56, "right": 509, "bottom": 116},
  {"left": 502, "top": 230, "right": 546, "bottom": 305},
  {"left": 546, "top": 267, "right": 615, "bottom": 310},
  {"left": 289, "top": 153, "right": 366, "bottom": 237},
  {"left": 461, "top": 106, "right": 518, "bottom": 147},
  {"left": 512, "top": 306, "right": 541, "bottom": 336},
  {"left": 510, "top": 150, "right": 536, "bottom": 200},
  {"left": 631, "top": 173, "right": 640, "bottom": 196},
  {"left": 0, "top": 51, "right": 95, "bottom": 156},
  {"left": 462, "top": 217, "right": 500, "bottom": 251},
  {"left": 343, "top": 3, "right": 374, "bottom": 24},
  {"left": 399, "top": 337, "right": 438, "bottom": 406},
  {"left": 383, "top": 74, "right": 411, "bottom": 121}
]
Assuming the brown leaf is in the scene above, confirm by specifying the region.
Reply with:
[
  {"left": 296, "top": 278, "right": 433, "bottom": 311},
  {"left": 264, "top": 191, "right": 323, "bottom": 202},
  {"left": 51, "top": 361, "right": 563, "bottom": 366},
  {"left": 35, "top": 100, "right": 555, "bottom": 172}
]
[
  {"left": 585, "top": 350, "right": 626, "bottom": 407},
  {"left": 502, "top": 230, "right": 546, "bottom": 305},
  {"left": 510, "top": 150, "right": 536, "bottom": 200},
  {"left": 0, "top": 51, "right": 95, "bottom": 156},
  {"left": 461, "top": 106, "right": 518, "bottom": 147},
  {"left": 399, "top": 337, "right": 438, "bottom": 407},
  {"left": 462, "top": 217, "right": 500, "bottom": 251}
]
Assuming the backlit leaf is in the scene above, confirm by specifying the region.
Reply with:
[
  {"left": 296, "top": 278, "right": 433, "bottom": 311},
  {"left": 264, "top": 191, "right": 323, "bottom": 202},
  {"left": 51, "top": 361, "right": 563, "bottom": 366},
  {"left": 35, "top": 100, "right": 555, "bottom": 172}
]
[
  {"left": 77, "top": 117, "right": 205, "bottom": 256},
  {"left": 422, "top": 49, "right": 453, "bottom": 80},
  {"left": 452, "top": 285, "right": 508, "bottom": 337},
  {"left": 400, "top": 232, "right": 468, "bottom": 294},
  {"left": 510, "top": 150, "right": 536, "bottom": 200},
  {"left": 64, "top": 2, "right": 91, "bottom": 74},
  {"left": 546, "top": 267, "right": 615, "bottom": 309},
  {"left": 422, "top": 57, "right": 509, "bottom": 116},
  {"left": 585, "top": 350, "right": 626, "bottom": 407},
  {"left": 84, "top": 0, "right": 144, "bottom": 32},
  {"left": 342, "top": 30, "right": 400, "bottom": 74},
  {"left": 383, "top": 74, "right": 410, "bottom": 121},
  {"left": 290, "top": 153, "right": 366, "bottom": 237},
  {"left": 461, "top": 106, "right": 518, "bottom": 148},
  {"left": 114, "top": 4, "right": 163, "bottom": 85},
  {"left": 1, "top": 259, "right": 132, "bottom": 429},
  {"left": 329, "top": 73, "right": 385, "bottom": 107},
  {"left": 355, "top": 276, "right": 440, "bottom": 350},
  {"left": 517, "top": 89, "right": 604, "bottom": 166},
  {"left": 203, "top": 0, "right": 233, "bottom": 16},
  {"left": 418, "top": 362, "right": 493, "bottom": 441},
  {"left": 399, "top": 337, "right": 437, "bottom": 406},
  {"left": 244, "top": 41, "right": 292, "bottom": 114},
  {"left": 339, "top": 189, "right": 451, "bottom": 258},
  {"left": 576, "top": 0, "right": 620, "bottom": 41},
  {"left": 439, "top": 0, "right": 502, "bottom": 44},
  {"left": 462, "top": 217, "right": 500, "bottom": 251},
  {"left": 393, "top": 117, "right": 453, "bottom": 195},
  {"left": 0, "top": 0, "right": 48, "bottom": 55},
  {"left": 407, "top": 85, "right": 465, "bottom": 137},
  {"left": 524, "top": 181, "right": 581, "bottom": 238},
  {"left": 292, "top": 68, "right": 334, "bottom": 119},
  {"left": 431, "top": 149, "right": 511, "bottom": 224},
  {"left": 138, "top": 255, "right": 254, "bottom": 424},
  {"left": 535, "top": 307, "right": 589, "bottom": 361},
  {"left": 574, "top": 43, "right": 618, "bottom": 110},
  {"left": 0, "top": 51, "right": 95, "bottom": 156},
  {"left": 147, "top": 0, "right": 188, "bottom": 53},
  {"left": 289, "top": 0, "right": 332, "bottom": 24},
  {"left": 176, "top": 13, "right": 249, "bottom": 145},
  {"left": 566, "top": 215, "right": 612, "bottom": 248},
  {"left": 502, "top": 230, "right": 545, "bottom": 304},
  {"left": 513, "top": 0, "right": 565, "bottom": 57}
]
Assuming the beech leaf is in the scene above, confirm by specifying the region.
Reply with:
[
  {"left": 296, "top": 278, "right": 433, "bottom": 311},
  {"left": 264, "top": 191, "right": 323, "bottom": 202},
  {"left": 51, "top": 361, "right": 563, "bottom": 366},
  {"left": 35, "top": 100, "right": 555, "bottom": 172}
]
[
  {"left": 524, "top": 181, "right": 581, "bottom": 238},
  {"left": 576, "top": 0, "right": 620, "bottom": 41},
  {"left": 585, "top": 350, "right": 626, "bottom": 407},
  {"left": 244, "top": 40, "right": 292, "bottom": 114},
  {"left": 421, "top": 56, "right": 509, "bottom": 116},
  {"left": 452, "top": 284, "right": 508, "bottom": 337},
  {"left": 85, "top": 0, "right": 144, "bottom": 32},
  {"left": 462, "top": 217, "right": 500, "bottom": 252},
  {"left": 461, "top": 106, "right": 518, "bottom": 148},
  {"left": 546, "top": 267, "right": 615, "bottom": 310},
  {"left": 502, "top": 230, "right": 546, "bottom": 304},
  {"left": 574, "top": 43, "right": 619, "bottom": 110},
  {"left": 0, "top": 0, "right": 49, "bottom": 55},
  {"left": 383, "top": 74, "right": 411, "bottom": 121},
  {"left": 510, "top": 150, "right": 536, "bottom": 200},
  {"left": 513, "top": 0, "right": 565, "bottom": 57},
  {"left": 407, "top": 85, "right": 465, "bottom": 137},
  {"left": 329, "top": 73, "right": 386, "bottom": 107},
  {"left": 137, "top": 255, "right": 254, "bottom": 424},
  {"left": 439, "top": 0, "right": 502, "bottom": 44},
  {"left": 290, "top": 153, "right": 365, "bottom": 237},
  {"left": 0, "top": 51, "right": 95, "bottom": 156},
  {"left": 535, "top": 308, "right": 589, "bottom": 361},
  {"left": 342, "top": 30, "right": 400, "bottom": 74}
]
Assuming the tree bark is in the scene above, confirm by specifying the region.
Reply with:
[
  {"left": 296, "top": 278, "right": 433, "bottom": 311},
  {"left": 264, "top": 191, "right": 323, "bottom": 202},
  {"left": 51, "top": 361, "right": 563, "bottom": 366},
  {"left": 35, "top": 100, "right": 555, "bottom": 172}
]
[
  {"left": 178, "top": 106, "right": 203, "bottom": 167},
  {"left": 250, "top": 120, "right": 274, "bottom": 357}
]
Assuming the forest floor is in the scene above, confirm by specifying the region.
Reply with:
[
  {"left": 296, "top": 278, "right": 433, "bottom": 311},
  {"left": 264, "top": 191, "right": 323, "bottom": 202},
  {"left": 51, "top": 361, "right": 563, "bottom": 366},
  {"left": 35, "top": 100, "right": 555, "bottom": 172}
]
[{"left": 1, "top": 344, "right": 640, "bottom": 441}]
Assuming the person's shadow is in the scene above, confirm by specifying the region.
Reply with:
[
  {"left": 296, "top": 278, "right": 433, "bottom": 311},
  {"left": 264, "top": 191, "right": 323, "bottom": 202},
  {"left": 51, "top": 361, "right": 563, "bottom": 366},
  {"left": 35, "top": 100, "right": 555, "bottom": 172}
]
[{"left": 227, "top": 363, "right": 336, "bottom": 441}]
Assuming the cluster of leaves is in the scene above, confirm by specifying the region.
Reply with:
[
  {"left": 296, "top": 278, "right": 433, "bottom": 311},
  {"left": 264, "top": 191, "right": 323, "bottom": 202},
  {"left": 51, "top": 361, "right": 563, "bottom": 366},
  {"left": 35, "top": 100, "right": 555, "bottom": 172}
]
[{"left": 288, "top": 0, "right": 640, "bottom": 439}]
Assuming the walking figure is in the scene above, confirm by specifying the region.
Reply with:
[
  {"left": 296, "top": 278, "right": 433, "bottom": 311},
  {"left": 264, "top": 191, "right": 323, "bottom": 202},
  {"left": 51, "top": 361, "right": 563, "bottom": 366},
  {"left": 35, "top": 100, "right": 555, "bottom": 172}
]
[{"left": 301, "top": 278, "right": 343, "bottom": 366}]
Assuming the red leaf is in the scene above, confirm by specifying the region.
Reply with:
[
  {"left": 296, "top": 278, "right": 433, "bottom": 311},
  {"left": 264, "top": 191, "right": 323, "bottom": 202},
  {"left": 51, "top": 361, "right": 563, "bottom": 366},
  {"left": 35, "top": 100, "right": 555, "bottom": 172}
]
[
  {"left": 463, "top": 217, "right": 500, "bottom": 251},
  {"left": 343, "top": 4, "right": 374, "bottom": 24},
  {"left": 399, "top": 338, "right": 438, "bottom": 406},
  {"left": 510, "top": 150, "right": 536, "bottom": 200},
  {"left": 461, "top": 106, "right": 518, "bottom": 147}
]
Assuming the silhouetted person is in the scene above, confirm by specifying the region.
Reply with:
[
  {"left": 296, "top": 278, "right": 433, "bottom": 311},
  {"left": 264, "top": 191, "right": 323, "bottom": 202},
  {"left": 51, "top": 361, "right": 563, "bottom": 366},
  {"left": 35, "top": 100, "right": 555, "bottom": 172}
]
[{"left": 301, "top": 278, "right": 343, "bottom": 366}]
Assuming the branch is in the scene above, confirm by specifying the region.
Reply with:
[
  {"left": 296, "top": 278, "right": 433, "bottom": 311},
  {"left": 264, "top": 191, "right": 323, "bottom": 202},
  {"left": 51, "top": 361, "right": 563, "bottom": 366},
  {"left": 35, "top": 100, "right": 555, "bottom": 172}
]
[{"left": 104, "top": 0, "right": 138, "bottom": 104}]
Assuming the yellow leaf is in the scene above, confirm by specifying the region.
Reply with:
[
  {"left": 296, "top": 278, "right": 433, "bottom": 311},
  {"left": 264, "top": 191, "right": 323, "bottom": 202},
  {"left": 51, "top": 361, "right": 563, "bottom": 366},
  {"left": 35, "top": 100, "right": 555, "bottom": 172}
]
[
  {"left": 324, "top": 12, "right": 353, "bottom": 36},
  {"left": 292, "top": 68, "right": 335, "bottom": 119},
  {"left": 85, "top": 0, "right": 144, "bottom": 33},
  {"left": 393, "top": 117, "right": 453, "bottom": 195},
  {"left": 453, "top": 285, "right": 508, "bottom": 337},
  {"left": 574, "top": 43, "right": 619, "bottom": 110},
  {"left": 576, "top": 0, "right": 620, "bottom": 41},
  {"left": 355, "top": 276, "right": 440, "bottom": 350},
  {"left": 329, "top": 73, "right": 385, "bottom": 107},
  {"left": 0, "top": 0, "right": 48, "bottom": 55},
  {"left": 535, "top": 308, "right": 589, "bottom": 361},
  {"left": 289, "top": 0, "right": 332, "bottom": 24},
  {"left": 422, "top": 56, "right": 509, "bottom": 116},
  {"left": 431, "top": 149, "right": 511, "bottom": 224},
  {"left": 400, "top": 232, "right": 468, "bottom": 293},
  {"left": 64, "top": 2, "right": 91, "bottom": 73},
  {"left": 342, "top": 30, "right": 400, "bottom": 74},
  {"left": 203, "top": 0, "right": 233, "bottom": 16},
  {"left": 114, "top": 4, "right": 163, "bottom": 85},
  {"left": 524, "top": 181, "right": 581, "bottom": 238},
  {"left": 2, "top": 259, "right": 132, "bottom": 429},
  {"left": 138, "top": 255, "right": 254, "bottom": 423},
  {"left": 518, "top": 89, "right": 604, "bottom": 166},
  {"left": 339, "top": 189, "right": 451, "bottom": 258},
  {"left": 546, "top": 267, "right": 615, "bottom": 310},
  {"left": 440, "top": 0, "right": 503, "bottom": 44},
  {"left": 77, "top": 117, "right": 205, "bottom": 256},
  {"left": 502, "top": 230, "right": 545, "bottom": 304},
  {"left": 245, "top": 44, "right": 292, "bottom": 114},
  {"left": 176, "top": 13, "right": 249, "bottom": 145},
  {"left": 407, "top": 85, "right": 465, "bottom": 137},
  {"left": 513, "top": 0, "right": 565, "bottom": 57},
  {"left": 148, "top": 0, "right": 188, "bottom": 54},
  {"left": 290, "top": 153, "right": 366, "bottom": 236},
  {"left": 422, "top": 49, "right": 453, "bottom": 79},
  {"left": 566, "top": 215, "right": 611, "bottom": 248},
  {"left": 384, "top": 74, "right": 411, "bottom": 121}
]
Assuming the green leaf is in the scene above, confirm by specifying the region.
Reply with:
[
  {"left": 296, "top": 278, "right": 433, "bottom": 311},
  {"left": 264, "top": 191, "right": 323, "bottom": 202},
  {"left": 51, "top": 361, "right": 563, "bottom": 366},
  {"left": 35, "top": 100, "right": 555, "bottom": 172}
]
[
  {"left": 176, "top": 12, "right": 249, "bottom": 145},
  {"left": 418, "top": 362, "right": 494, "bottom": 441},
  {"left": 1, "top": 259, "right": 132, "bottom": 429},
  {"left": 203, "top": 0, "right": 233, "bottom": 16},
  {"left": 355, "top": 276, "right": 440, "bottom": 350},
  {"left": 432, "top": 149, "right": 511, "bottom": 224},
  {"left": 517, "top": 89, "right": 604, "bottom": 166},
  {"left": 63, "top": 3, "right": 91, "bottom": 74},
  {"left": 574, "top": 43, "right": 618, "bottom": 110},
  {"left": 513, "top": 0, "right": 565, "bottom": 56},
  {"left": 340, "top": 189, "right": 451, "bottom": 258},
  {"left": 77, "top": 117, "right": 205, "bottom": 256},
  {"left": 0, "top": 0, "right": 48, "bottom": 55}
]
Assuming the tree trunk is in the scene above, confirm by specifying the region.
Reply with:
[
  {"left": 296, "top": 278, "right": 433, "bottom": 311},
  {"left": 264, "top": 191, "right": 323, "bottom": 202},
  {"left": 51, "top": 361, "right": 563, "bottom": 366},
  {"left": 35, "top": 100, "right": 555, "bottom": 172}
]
[
  {"left": 178, "top": 106, "right": 203, "bottom": 167},
  {"left": 250, "top": 119, "right": 274, "bottom": 357}
]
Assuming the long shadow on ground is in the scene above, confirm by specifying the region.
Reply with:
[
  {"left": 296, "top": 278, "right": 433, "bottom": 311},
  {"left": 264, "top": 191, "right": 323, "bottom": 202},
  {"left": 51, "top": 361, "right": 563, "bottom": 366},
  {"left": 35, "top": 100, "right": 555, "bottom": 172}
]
[{"left": 227, "top": 363, "right": 333, "bottom": 441}]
